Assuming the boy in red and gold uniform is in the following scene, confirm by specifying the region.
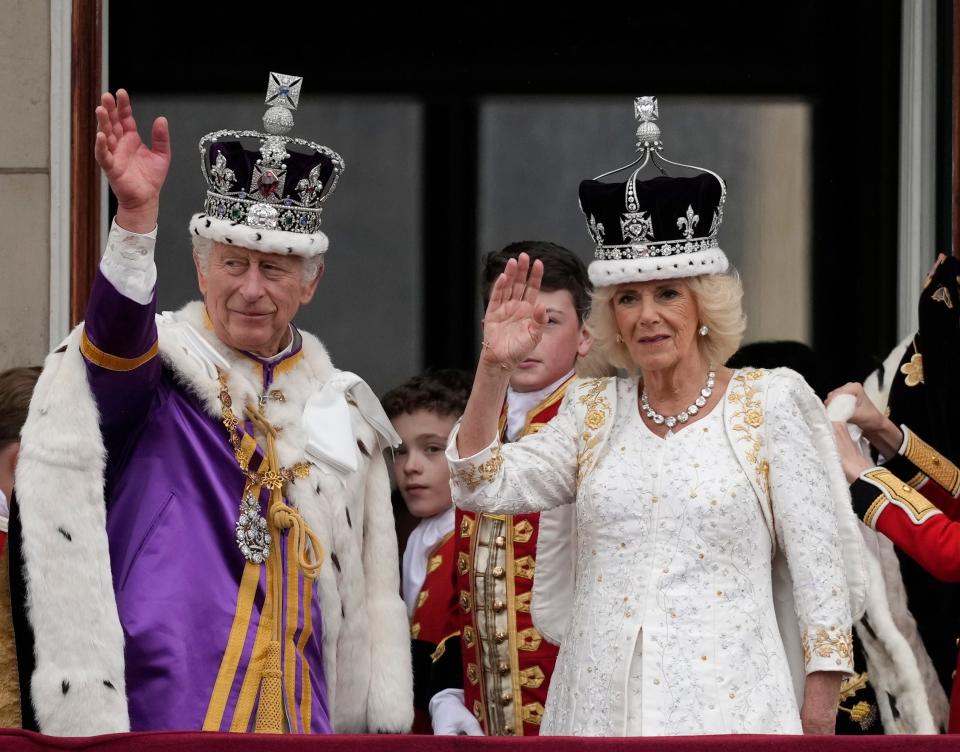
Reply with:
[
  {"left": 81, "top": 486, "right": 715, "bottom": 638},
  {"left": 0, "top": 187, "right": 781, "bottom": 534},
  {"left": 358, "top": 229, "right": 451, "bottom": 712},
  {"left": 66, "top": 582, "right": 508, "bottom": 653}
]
[
  {"left": 435, "top": 242, "right": 592, "bottom": 736},
  {"left": 383, "top": 369, "right": 473, "bottom": 734}
]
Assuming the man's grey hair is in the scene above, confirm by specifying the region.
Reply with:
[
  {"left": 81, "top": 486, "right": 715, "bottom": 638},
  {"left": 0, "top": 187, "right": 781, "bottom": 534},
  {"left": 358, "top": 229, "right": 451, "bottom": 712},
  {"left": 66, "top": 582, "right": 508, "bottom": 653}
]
[{"left": 192, "top": 236, "right": 322, "bottom": 283}]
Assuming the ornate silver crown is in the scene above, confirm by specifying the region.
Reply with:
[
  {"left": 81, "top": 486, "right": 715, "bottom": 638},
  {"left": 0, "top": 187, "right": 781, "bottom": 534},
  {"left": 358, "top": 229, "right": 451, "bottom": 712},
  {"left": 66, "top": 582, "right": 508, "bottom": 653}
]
[
  {"left": 581, "top": 96, "right": 728, "bottom": 262},
  {"left": 197, "top": 72, "right": 345, "bottom": 236}
]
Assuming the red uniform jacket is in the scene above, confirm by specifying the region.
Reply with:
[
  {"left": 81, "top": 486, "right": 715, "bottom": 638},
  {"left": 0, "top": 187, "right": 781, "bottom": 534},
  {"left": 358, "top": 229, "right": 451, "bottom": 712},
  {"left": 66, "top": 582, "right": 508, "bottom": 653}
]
[
  {"left": 454, "top": 376, "right": 571, "bottom": 736},
  {"left": 850, "top": 425, "right": 960, "bottom": 732}
]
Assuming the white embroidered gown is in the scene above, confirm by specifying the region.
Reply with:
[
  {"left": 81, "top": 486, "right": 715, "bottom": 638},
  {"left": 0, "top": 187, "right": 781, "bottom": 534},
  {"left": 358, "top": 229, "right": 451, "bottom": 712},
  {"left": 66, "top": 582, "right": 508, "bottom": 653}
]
[{"left": 448, "top": 372, "right": 853, "bottom": 736}]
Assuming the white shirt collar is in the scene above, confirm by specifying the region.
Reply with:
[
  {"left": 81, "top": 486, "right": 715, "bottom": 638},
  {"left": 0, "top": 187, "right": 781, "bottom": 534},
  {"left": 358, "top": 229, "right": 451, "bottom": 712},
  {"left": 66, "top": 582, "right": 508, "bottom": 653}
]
[
  {"left": 401, "top": 506, "right": 456, "bottom": 617},
  {"left": 505, "top": 370, "right": 575, "bottom": 442}
]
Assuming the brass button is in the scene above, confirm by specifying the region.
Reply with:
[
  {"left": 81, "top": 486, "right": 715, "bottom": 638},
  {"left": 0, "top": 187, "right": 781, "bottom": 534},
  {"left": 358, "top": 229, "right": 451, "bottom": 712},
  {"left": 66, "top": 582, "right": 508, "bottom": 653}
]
[
  {"left": 498, "top": 662, "right": 510, "bottom": 675},
  {"left": 500, "top": 691, "right": 512, "bottom": 705},
  {"left": 495, "top": 630, "right": 507, "bottom": 643},
  {"left": 493, "top": 600, "right": 506, "bottom": 612},
  {"left": 492, "top": 566, "right": 505, "bottom": 578},
  {"left": 495, "top": 535, "right": 506, "bottom": 548},
  {"left": 503, "top": 726, "right": 514, "bottom": 735}
]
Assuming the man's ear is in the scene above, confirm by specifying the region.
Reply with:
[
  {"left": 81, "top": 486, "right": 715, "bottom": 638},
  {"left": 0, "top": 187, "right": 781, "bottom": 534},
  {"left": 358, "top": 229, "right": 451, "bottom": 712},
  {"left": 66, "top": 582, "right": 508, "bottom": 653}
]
[{"left": 299, "top": 261, "right": 324, "bottom": 305}]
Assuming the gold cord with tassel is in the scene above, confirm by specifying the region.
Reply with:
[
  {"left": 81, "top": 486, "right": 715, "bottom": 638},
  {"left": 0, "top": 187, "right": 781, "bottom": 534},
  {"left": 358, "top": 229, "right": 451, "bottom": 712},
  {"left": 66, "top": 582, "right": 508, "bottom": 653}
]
[{"left": 244, "top": 403, "right": 324, "bottom": 734}]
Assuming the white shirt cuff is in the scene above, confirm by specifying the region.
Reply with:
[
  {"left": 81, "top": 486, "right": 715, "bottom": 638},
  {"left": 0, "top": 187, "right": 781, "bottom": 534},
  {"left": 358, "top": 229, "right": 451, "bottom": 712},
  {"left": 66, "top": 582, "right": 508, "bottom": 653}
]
[{"left": 99, "top": 218, "right": 158, "bottom": 305}]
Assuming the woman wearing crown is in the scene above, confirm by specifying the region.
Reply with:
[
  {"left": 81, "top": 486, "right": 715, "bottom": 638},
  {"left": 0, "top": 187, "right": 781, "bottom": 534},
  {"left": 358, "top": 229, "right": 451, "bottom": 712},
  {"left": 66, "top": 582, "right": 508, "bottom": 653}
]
[{"left": 446, "top": 101, "right": 861, "bottom": 736}]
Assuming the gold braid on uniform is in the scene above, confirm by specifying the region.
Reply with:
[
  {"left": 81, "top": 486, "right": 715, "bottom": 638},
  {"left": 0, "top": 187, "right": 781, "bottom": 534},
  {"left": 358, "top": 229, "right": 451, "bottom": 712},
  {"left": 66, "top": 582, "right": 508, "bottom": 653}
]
[
  {"left": 900, "top": 426, "right": 960, "bottom": 496},
  {"left": 859, "top": 467, "right": 941, "bottom": 528}
]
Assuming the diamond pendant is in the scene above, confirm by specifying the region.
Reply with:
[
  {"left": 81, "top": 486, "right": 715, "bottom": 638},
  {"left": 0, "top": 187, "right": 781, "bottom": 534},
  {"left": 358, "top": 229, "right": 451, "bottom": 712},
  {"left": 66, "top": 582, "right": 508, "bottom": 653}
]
[{"left": 236, "top": 490, "right": 272, "bottom": 564}]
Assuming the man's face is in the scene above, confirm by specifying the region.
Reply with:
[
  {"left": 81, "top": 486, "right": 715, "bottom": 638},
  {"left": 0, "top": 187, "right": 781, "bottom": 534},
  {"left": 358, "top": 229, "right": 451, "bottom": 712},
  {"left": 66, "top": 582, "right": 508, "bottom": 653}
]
[
  {"left": 195, "top": 243, "right": 321, "bottom": 357},
  {"left": 504, "top": 288, "right": 592, "bottom": 393}
]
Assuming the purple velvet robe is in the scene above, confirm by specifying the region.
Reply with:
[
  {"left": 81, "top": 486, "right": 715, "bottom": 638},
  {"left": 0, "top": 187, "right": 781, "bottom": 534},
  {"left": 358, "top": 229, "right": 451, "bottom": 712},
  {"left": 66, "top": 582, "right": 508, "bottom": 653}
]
[{"left": 81, "top": 270, "right": 331, "bottom": 733}]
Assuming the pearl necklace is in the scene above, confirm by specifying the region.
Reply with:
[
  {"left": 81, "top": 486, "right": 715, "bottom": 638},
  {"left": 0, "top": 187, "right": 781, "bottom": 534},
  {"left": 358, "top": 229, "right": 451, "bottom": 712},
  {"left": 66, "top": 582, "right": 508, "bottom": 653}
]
[{"left": 641, "top": 368, "right": 716, "bottom": 429}]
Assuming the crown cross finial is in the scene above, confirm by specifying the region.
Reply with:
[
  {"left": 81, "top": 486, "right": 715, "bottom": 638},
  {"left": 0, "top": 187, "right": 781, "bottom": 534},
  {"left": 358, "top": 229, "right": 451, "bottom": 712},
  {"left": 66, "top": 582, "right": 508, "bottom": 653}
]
[
  {"left": 263, "top": 72, "right": 303, "bottom": 136},
  {"left": 634, "top": 96, "right": 662, "bottom": 152}
]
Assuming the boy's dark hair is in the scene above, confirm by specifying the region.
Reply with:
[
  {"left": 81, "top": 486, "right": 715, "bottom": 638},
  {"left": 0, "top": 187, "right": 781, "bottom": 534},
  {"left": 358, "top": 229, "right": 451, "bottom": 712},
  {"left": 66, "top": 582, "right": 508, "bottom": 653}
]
[
  {"left": 480, "top": 241, "right": 591, "bottom": 322},
  {"left": 381, "top": 368, "right": 473, "bottom": 421},
  {"left": 0, "top": 366, "right": 41, "bottom": 448}
]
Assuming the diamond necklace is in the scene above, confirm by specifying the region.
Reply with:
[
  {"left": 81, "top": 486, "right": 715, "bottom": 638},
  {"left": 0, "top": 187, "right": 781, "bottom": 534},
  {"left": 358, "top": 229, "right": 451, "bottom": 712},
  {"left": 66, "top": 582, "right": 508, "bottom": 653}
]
[{"left": 641, "top": 367, "right": 716, "bottom": 429}]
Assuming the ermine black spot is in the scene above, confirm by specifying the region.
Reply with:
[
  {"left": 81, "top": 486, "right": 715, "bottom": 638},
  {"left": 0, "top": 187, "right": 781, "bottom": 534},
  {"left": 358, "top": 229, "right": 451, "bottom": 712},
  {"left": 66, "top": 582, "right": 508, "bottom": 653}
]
[
  {"left": 331, "top": 553, "right": 341, "bottom": 572},
  {"left": 345, "top": 508, "right": 352, "bottom": 528},
  {"left": 103, "top": 680, "right": 115, "bottom": 690},
  {"left": 256, "top": 233, "right": 262, "bottom": 241},
  {"left": 58, "top": 527, "right": 72, "bottom": 542},
  {"left": 193, "top": 228, "right": 200, "bottom": 236},
  {"left": 205, "top": 219, "right": 211, "bottom": 228},
  {"left": 61, "top": 680, "right": 69, "bottom": 695},
  {"left": 225, "top": 238, "right": 233, "bottom": 244},
  {"left": 357, "top": 439, "right": 369, "bottom": 457}
]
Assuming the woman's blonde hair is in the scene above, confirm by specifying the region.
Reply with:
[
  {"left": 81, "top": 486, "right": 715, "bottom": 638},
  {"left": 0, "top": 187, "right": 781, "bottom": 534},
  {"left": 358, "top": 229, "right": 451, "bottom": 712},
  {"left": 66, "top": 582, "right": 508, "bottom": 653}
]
[{"left": 586, "top": 273, "right": 746, "bottom": 372}]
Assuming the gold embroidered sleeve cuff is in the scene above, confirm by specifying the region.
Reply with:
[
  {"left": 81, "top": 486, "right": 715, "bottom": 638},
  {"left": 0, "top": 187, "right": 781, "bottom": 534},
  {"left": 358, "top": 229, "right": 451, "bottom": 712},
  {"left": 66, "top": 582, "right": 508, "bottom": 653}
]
[
  {"left": 445, "top": 423, "right": 504, "bottom": 497},
  {"left": 857, "top": 467, "right": 941, "bottom": 528},
  {"left": 801, "top": 626, "right": 854, "bottom": 673},
  {"left": 899, "top": 425, "right": 960, "bottom": 496}
]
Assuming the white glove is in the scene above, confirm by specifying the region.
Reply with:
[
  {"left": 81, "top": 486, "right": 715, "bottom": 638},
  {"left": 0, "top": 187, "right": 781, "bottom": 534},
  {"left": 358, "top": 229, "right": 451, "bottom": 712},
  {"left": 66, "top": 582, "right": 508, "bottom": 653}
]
[{"left": 429, "top": 688, "right": 484, "bottom": 735}]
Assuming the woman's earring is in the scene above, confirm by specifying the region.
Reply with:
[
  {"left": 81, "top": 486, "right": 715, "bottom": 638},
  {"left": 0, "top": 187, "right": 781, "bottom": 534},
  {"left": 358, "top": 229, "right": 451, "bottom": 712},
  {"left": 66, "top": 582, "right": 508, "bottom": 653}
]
[
  {"left": 698, "top": 325, "right": 709, "bottom": 337},
  {"left": 616, "top": 333, "right": 624, "bottom": 344}
]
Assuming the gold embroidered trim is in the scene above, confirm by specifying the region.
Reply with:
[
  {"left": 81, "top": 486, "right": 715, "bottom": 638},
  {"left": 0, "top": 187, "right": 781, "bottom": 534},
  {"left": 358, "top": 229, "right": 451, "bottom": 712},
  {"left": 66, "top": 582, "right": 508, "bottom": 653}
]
[
  {"left": 460, "top": 515, "right": 475, "bottom": 538},
  {"left": 839, "top": 671, "right": 869, "bottom": 702},
  {"left": 862, "top": 467, "right": 940, "bottom": 524},
  {"left": 521, "top": 702, "right": 545, "bottom": 724},
  {"left": 517, "top": 627, "right": 542, "bottom": 652},
  {"left": 457, "top": 552, "right": 470, "bottom": 576},
  {"left": 906, "top": 471, "right": 926, "bottom": 489},
  {"left": 515, "top": 591, "right": 531, "bottom": 613},
  {"left": 576, "top": 378, "right": 613, "bottom": 488},
  {"left": 466, "top": 663, "right": 480, "bottom": 685},
  {"left": 514, "top": 555, "right": 535, "bottom": 580},
  {"left": 416, "top": 590, "right": 429, "bottom": 610},
  {"left": 519, "top": 375, "right": 573, "bottom": 438},
  {"left": 862, "top": 494, "right": 888, "bottom": 528},
  {"left": 430, "top": 630, "right": 460, "bottom": 663},
  {"left": 727, "top": 370, "right": 769, "bottom": 495},
  {"left": 518, "top": 666, "right": 545, "bottom": 688},
  {"left": 428, "top": 554, "right": 443, "bottom": 574},
  {"left": 462, "top": 625, "right": 476, "bottom": 648},
  {"left": 801, "top": 627, "right": 853, "bottom": 669},
  {"left": 903, "top": 429, "right": 960, "bottom": 495},
  {"left": 459, "top": 590, "right": 473, "bottom": 613},
  {"left": 513, "top": 519, "right": 534, "bottom": 543},
  {"left": 932, "top": 285, "right": 953, "bottom": 309},
  {"left": 80, "top": 328, "right": 158, "bottom": 372},
  {"left": 454, "top": 446, "right": 504, "bottom": 492},
  {"left": 410, "top": 623, "right": 421, "bottom": 639},
  {"left": 901, "top": 352, "right": 924, "bottom": 387}
]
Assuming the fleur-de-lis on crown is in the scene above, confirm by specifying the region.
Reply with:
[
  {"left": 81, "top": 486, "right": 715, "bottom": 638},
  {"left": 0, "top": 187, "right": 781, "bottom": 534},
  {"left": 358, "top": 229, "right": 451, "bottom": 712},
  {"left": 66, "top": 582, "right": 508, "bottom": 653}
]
[
  {"left": 677, "top": 205, "right": 699, "bottom": 239},
  {"left": 587, "top": 214, "right": 606, "bottom": 246},
  {"left": 296, "top": 164, "right": 324, "bottom": 207},
  {"left": 209, "top": 151, "right": 236, "bottom": 194}
]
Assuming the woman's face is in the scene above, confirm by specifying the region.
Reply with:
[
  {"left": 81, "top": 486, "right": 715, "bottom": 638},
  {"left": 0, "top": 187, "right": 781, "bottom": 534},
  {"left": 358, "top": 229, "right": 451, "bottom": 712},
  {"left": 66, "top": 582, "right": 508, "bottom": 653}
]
[{"left": 611, "top": 279, "right": 702, "bottom": 373}]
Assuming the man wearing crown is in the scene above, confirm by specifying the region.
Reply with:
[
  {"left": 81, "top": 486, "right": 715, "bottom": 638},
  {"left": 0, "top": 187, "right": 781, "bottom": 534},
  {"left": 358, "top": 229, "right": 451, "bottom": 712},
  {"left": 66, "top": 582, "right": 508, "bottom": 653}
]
[{"left": 7, "top": 76, "right": 413, "bottom": 736}]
